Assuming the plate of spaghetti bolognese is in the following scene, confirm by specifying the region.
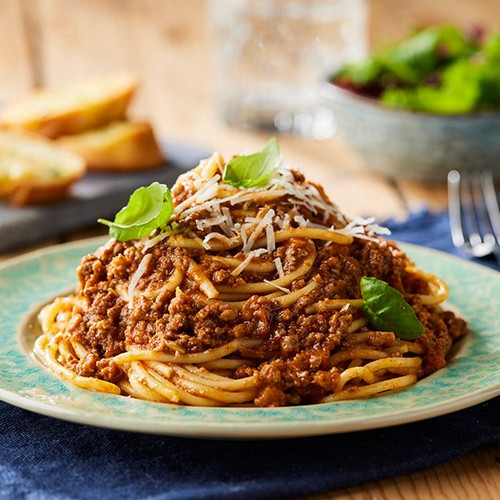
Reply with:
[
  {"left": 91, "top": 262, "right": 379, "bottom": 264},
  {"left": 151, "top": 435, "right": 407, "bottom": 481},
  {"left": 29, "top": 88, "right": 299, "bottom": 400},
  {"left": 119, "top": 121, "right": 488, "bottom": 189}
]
[{"left": 0, "top": 141, "right": 498, "bottom": 438}]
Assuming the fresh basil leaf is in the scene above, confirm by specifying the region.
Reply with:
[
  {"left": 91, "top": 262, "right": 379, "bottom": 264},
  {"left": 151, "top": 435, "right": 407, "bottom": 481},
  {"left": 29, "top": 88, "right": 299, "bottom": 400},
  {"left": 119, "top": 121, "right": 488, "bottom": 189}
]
[
  {"left": 98, "top": 182, "right": 173, "bottom": 241},
  {"left": 360, "top": 276, "right": 425, "bottom": 340},
  {"left": 223, "top": 137, "right": 280, "bottom": 188}
]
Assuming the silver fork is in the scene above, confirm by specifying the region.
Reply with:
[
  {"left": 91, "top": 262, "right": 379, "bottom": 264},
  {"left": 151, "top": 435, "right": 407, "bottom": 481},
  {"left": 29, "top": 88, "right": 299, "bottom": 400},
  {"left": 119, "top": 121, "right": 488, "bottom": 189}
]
[{"left": 447, "top": 170, "right": 500, "bottom": 266}]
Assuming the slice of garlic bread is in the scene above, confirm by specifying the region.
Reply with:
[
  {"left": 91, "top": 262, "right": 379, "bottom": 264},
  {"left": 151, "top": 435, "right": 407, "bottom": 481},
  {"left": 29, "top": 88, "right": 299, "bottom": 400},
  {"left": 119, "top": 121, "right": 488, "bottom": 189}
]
[
  {"left": 0, "top": 73, "right": 137, "bottom": 139},
  {"left": 0, "top": 132, "right": 86, "bottom": 205},
  {"left": 56, "top": 121, "right": 165, "bottom": 171}
]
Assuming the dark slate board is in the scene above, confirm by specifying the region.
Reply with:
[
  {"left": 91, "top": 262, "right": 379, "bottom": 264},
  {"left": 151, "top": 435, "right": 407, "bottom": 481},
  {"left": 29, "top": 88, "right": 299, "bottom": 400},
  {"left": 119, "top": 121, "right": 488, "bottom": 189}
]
[{"left": 0, "top": 141, "right": 209, "bottom": 253}]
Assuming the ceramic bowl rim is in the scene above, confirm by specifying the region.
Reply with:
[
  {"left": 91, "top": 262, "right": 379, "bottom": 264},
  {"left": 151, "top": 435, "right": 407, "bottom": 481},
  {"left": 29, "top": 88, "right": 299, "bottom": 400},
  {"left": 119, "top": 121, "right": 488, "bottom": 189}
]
[{"left": 323, "top": 82, "right": 500, "bottom": 121}]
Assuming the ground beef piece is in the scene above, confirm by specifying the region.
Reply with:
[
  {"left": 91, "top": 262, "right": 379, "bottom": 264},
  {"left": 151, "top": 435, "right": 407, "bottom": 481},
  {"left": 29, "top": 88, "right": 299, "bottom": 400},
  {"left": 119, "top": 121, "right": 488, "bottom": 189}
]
[
  {"left": 359, "top": 241, "right": 407, "bottom": 292},
  {"left": 150, "top": 289, "right": 175, "bottom": 316},
  {"left": 254, "top": 348, "right": 340, "bottom": 406},
  {"left": 365, "top": 331, "right": 396, "bottom": 348},
  {"left": 418, "top": 326, "right": 449, "bottom": 373},
  {"left": 279, "top": 331, "right": 300, "bottom": 355},
  {"left": 317, "top": 255, "right": 362, "bottom": 298},
  {"left": 148, "top": 291, "right": 199, "bottom": 347},
  {"left": 192, "top": 303, "right": 239, "bottom": 347},
  {"left": 440, "top": 310, "right": 468, "bottom": 340},
  {"left": 254, "top": 360, "right": 287, "bottom": 407},
  {"left": 65, "top": 311, "right": 84, "bottom": 336},
  {"left": 170, "top": 170, "right": 199, "bottom": 204},
  {"left": 107, "top": 253, "right": 134, "bottom": 281},
  {"left": 328, "top": 309, "right": 353, "bottom": 349},
  {"left": 403, "top": 270, "right": 431, "bottom": 295},
  {"left": 73, "top": 288, "right": 125, "bottom": 357},
  {"left": 289, "top": 348, "right": 332, "bottom": 372},
  {"left": 275, "top": 238, "right": 314, "bottom": 274},
  {"left": 409, "top": 295, "right": 457, "bottom": 373},
  {"left": 415, "top": 312, "right": 450, "bottom": 373},
  {"left": 97, "top": 359, "right": 124, "bottom": 382},
  {"left": 212, "top": 268, "right": 232, "bottom": 284},
  {"left": 292, "top": 368, "right": 339, "bottom": 404},
  {"left": 75, "top": 352, "right": 99, "bottom": 377},
  {"left": 83, "top": 319, "right": 124, "bottom": 357},
  {"left": 241, "top": 296, "right": 279, "bottom": 337},
  {"left": 292, "top": 313, "right": 329, "bottom": 347},
  {"left": 254, "top": 385, "right": 287, "bottom": 407},
  {"left": 77, "top": 255, "right": 107, "bottom": 290}
]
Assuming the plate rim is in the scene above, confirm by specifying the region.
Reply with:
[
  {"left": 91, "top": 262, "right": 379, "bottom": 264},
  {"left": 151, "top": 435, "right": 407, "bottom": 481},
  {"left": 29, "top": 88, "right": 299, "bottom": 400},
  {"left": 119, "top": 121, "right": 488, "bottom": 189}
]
[{"left": 0, "top": 237, "right": 498, "bottom": 439}]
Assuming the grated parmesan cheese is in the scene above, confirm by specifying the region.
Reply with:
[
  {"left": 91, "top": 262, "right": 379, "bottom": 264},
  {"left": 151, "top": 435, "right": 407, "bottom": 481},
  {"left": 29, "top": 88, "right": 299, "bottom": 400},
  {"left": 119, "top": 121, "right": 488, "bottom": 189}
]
[
  {"left": 202, "top": 232, "right": 230, "bottom": 246},
  {"left": 336, "top": 216, "right": 391, "bottom": 242},
  {"left": 263, "top": 279, "right": 290, "bottom": 293},
  {"left": 241, "top": 208, "right": 275, "bottom": 254},
  {"left": 128, "top": 253, "right": 152, "bottom": 307},
  {"left": 274, "top": 257, "right": 284, "bottom": 279},
  {"left": 174, "top": 174, "right": 221, "bottom": 214},
  {"left": 266, "top": 224, "right": 275, "bottom": 253},
  {"left": 196, "top": 215, "right": 230, "bottom": 231},
  {"left": 221, "top": 207, "right": 233, "bottom": 227},
  {"left": 231, "top": 248, "right": 267, "bottom": 276},
  {"left": 142, "top": 231, "right": 169, "bottom": 252},
  {"left": 144, "top": 158, "right": 370, "bottom": 259},
  {"left": 293, "top": 215, "right": 309, "bottom": 227}
]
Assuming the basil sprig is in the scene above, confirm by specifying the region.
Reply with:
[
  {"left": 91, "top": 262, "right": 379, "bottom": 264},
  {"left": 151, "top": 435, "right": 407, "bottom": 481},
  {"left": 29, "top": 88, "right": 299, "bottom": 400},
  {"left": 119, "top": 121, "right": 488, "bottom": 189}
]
[
  {"left": 360, "top": 276, "right": 425, "bottom": 340},
  {"left": 223, "top": 137, "right": 280, "bottom": 188},
  {"left": 98, "top": 182, "right": 173, "bottom": 241}
]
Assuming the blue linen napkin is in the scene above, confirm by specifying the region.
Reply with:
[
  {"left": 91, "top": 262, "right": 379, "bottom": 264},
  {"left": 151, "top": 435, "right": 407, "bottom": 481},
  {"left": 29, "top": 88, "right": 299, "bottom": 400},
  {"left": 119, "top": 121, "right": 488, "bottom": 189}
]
[
  {"left": 0, "top": 210, "right": 498, "bottom": 500},
  {"left": 386, "top": 209, "right": 499, "bottom": 272}
]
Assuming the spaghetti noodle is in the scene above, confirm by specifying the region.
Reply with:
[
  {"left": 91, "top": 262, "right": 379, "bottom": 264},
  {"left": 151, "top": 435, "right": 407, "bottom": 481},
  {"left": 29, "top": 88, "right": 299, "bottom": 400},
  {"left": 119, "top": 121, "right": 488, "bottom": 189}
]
[{"left": 34, "top": 149, "right": 467, "bottom": 407}]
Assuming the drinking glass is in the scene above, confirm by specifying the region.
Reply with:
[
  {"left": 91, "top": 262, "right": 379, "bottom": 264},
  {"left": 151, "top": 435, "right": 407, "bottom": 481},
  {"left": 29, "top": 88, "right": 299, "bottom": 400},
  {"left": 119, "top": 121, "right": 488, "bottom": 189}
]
[{"left": 210, "top": 0, "right": 368, "bottom": 138}]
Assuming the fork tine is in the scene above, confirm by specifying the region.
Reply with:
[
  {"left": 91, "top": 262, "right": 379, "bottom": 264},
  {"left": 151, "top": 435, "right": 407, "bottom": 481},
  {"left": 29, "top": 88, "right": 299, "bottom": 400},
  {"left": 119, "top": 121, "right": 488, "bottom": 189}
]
[
  {"left": 447, "top": 169, "right": 500, "bottom": 265},
  {"left": 464, "top": 171, "right": 483, "bottom": 247},
  {"left": 480, "top": 171, "right": 500, "bottom": 265},
  {"left": 481, "top": 171, "right": 500, "bottom": 239},
  {"left": 447, "top": 170, "right": 465, "bottom": 248}
]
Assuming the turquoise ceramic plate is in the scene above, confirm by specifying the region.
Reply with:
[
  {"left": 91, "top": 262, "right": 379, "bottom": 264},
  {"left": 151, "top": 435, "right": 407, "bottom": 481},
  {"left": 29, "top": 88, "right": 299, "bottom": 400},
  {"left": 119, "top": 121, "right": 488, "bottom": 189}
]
[{"left": 0, "top": 237, "right": 498, "bottom": 438}]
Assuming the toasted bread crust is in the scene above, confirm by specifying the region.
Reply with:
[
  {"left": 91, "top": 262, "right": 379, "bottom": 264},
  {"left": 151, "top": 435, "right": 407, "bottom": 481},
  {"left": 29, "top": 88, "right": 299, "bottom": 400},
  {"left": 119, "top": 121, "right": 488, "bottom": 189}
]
[
  {"left": 5, "top": 176, "right": 83, "bottom": 206},
  {"left": 57, "top": 121, "right": 165, "bottom": 171},
  {"left": 0, "top": 73, "right": 137, "bottom": 139},
  {"left": 0, "top": 132, "right": 86, "bottom": 206}
]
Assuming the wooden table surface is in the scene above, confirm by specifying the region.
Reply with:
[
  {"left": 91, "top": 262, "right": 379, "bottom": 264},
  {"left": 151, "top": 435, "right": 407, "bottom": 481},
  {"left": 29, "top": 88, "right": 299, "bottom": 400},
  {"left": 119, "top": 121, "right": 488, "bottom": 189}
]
[{"left": 0, "top": 1, "right": 498, "bottom": 498}]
